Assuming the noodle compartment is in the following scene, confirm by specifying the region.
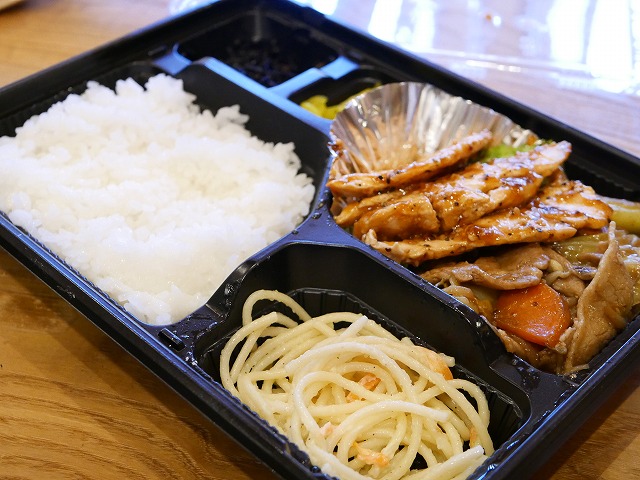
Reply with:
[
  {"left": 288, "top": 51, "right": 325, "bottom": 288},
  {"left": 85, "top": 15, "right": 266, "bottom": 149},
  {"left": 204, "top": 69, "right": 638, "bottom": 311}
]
[{"left": 220, "top": 289, "right": 494, "bottom": 480}]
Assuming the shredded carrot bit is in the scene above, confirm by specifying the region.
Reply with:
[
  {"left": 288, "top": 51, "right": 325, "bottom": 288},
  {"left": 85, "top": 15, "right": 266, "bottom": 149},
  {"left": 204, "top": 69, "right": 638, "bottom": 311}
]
[
  {"left": 417, "top": 346, "right": 453, "bottom": 380},
  {"left": 469, "top": 426, "right": 479, "bottom": 447},
  {"left": 354, "top": 442, "right": 390, "bottom": 467},
  {"left": 319, "top": 422, "right": 334, "bottom": 437},
  {"left": 346, "top": 374, "right": 381, "bottom": 401}
]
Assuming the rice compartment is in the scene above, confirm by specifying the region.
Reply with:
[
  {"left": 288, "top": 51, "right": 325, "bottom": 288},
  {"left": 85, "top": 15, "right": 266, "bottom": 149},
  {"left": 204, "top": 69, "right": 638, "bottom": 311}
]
[{"left": 0, "top": 74, "right": 315, "bottom": 325}]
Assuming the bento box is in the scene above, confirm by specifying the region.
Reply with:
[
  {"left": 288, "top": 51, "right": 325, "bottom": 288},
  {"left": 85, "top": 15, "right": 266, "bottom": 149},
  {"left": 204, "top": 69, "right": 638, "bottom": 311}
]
[{"left": 1, "top": 0, "right": 639, "bottom": 479}]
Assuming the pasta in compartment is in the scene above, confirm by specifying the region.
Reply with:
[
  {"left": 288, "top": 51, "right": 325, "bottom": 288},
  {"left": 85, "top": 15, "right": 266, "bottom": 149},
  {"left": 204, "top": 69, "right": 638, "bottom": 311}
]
[{"left": 220, "top": 289, "right": 494, "bottom": 480}]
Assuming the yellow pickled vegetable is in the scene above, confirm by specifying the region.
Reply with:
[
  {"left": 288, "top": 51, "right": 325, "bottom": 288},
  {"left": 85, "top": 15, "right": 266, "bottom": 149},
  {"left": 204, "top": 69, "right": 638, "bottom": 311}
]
[
  {"left": 299, "top": 95, "right": 326, "bottom": 117},
  {"left": 299, "top": 85, "right": 380, "bottom": 119}
]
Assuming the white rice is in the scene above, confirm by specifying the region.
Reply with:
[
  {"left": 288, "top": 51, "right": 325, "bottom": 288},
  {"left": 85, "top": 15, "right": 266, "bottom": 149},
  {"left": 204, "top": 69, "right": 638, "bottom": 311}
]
[{"left": 0, "top": 74, "right": 315, "bottom": 325}]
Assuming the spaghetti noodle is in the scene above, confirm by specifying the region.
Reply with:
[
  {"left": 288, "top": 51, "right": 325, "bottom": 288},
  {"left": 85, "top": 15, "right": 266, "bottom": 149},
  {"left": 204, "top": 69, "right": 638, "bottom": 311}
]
[{"left": 220, "top": 289, "right": 494, "bottom": 480}]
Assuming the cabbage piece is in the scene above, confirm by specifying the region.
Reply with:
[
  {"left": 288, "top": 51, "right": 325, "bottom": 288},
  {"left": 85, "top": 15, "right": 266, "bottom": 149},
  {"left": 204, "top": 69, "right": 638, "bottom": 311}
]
[{"left": 599, "top": 196, "right": 640, "bottom": 235}]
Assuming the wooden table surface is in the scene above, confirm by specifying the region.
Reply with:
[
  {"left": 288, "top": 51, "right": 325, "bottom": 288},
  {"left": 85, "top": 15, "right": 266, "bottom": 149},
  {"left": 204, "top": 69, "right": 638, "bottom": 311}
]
[{"left": 0, "top": 1, "right": 639, "bottom": 479}]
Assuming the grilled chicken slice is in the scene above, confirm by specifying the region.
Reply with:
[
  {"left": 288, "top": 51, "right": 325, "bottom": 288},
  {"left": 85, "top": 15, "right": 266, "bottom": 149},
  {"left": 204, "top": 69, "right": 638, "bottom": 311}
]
[
  {"left": 364, "top": 176, "right": 613, "bottom": 265},
  {"left": 352, "top": 193, "right": 439, "bottom": 239},
  {"left": 334, "top": 141, "right": 571, "bottom": 238},
  {"left": 427, "top": 141, "right": 571, "bottom": 231},
  {"left": 364, "top": 214, "right": 578, "bottom": 265},
  {"left": 327, "top": 129, "right": 493, "bottom": 198},
  {"left": 335, "top": 188, "right": 436, "bottom": 228}
]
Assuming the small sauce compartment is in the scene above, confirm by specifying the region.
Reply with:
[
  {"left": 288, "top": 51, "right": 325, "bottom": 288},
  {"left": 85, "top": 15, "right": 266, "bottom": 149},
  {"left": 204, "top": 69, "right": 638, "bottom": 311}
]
[
  {"left": 193, "top": 242, "right": 530, "bottom": 477},
  {"left": 176, "top": 10, "right": 338, "bottom": 87}
]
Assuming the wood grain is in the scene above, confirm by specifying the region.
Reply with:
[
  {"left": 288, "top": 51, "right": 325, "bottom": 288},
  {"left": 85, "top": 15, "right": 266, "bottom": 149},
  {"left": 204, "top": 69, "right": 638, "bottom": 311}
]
[{"left": 0, "top": 1, "right": 639, "bottom": 479}]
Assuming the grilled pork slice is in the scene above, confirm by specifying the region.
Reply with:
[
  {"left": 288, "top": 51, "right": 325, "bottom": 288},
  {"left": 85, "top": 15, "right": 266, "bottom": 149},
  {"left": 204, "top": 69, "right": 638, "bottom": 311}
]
[
  {"left": 563, "top": 223, "right": 635, "bottom": 371},
  {"left": 425, "top": 225, "right": 639, "bottom": 374},
  {"left": 327, "top": 129, "right": 493, "bottom": 198},
  {"left": 494, "top": 329, "right": 565, "bottom": 373},
  {"left": 364, "top": 176, "right": 613, "bottom": 265},
  {"left": 490, "top": 224, "right": 636, "bottom": 374},
  {"left": 335, "top": 141, "right": 571, "bottom": 239},
  {"left": 422, "top": 243, "right": 550, "bottom": 290}
]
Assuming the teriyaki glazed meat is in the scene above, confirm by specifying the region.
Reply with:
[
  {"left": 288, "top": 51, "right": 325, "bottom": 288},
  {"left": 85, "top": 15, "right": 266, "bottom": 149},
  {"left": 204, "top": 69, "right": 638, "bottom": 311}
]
[{"left": 328, "top": 82, "right": 640, "bottom": 374}]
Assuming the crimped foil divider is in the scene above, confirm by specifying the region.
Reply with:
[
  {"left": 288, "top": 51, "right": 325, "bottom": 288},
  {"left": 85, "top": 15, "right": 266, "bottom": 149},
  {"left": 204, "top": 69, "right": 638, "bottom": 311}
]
[{"left": 329, "top": 82, "right": 539, "bottom": 179}]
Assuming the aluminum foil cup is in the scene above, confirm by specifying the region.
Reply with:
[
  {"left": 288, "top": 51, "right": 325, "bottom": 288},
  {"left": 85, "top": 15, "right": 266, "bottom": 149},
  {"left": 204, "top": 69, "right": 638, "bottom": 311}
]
[{"left": 328, "top": 81, "right": 537, "bottom": 179}]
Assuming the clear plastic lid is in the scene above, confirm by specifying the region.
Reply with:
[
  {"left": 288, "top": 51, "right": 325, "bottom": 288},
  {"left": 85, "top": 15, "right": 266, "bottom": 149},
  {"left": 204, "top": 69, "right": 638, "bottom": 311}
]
[{"left": 295, "top": 0, "right": 639, "bottom": 95}]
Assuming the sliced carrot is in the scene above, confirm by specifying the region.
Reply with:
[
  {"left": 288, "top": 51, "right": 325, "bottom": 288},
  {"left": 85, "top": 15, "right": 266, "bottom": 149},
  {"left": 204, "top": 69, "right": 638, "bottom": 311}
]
[{"left": 493, "top": 283, "right": 571, "bottom": 348}]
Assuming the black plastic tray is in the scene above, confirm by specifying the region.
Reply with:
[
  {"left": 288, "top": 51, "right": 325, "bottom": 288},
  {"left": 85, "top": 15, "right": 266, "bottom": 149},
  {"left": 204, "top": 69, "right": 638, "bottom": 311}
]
[{"left": 0, "top": 1, "right": 639, "bottom": 479}]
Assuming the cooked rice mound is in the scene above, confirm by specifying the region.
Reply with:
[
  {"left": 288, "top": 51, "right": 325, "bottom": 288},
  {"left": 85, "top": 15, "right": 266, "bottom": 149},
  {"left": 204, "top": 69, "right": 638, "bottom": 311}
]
[{"left": 0, "top": 74, "right": 315, "bottom": 325}]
